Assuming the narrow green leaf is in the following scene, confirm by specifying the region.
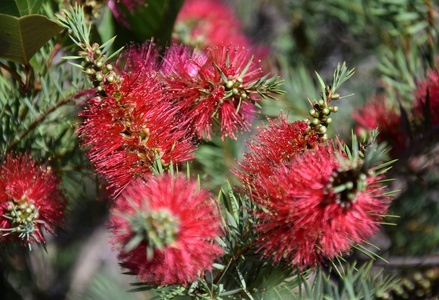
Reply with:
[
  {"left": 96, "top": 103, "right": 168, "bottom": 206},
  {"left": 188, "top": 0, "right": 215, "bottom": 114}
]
[
  {"left": 315, "top": 71, "right": 326, "bottom": 89},
  {"left": 60, "top": 56, "right": 80, "bottom": 60},
  {"left": 238, "top": 55, "right": 254, "bottom": 80},
  {"left": 107, "top": 46, "right": 125, "bottom": 61},
  {"left": 406, "top": 20, "right": 429, "bottom": 35},
  {"left": 212, "top": 263, "right": 225, "bottom": 270},
  {"left": 15, "top": 0, "right": 43, "bottom": 16},
  {"left": 214, "top": 62, "right": 229, "bottom": 84},
  {"left": 68, "top": 62, "right": 84, "bottom": 69},
  {"left": 219, "top": 288, "right": 244, "bottom": 296},
  {"left": 96, "top": 6, "right": 115, "bottom": 44},
  {"left": 127, "top": 286, "right": 156, "bottom": 292},
  {"left": 100, "top": 36, "right": 117, "bottom": 56},
  {"left": 226, "top": 211, "right": 238, "bottom": 229},
  {"left": 124, "top": 234, "right": 143, "bottom": 253}
]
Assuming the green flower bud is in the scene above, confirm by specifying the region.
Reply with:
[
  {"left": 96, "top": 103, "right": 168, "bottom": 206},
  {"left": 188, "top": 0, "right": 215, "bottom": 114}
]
[{"left": 95, "top": 73, "right": 104, "bottom": 81}]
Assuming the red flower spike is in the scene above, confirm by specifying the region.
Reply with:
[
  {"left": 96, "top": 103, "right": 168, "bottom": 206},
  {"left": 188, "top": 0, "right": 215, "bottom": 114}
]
[
  {"left": 233, "top": 114, "right": 320, "bottom": 187},
  {"left": 415, "top": 69, "right": 439, "bottom": 127},
  {"left": 163, "top": 44, "right": 269, "bottom": 140},
  {"left": 251, "top": 146, "right": 391, "bottom": 268},
  {"left": 78, "top": 45, "right": 197, "bottom": 196},
  {"left": 0, "top": 154, "right": 66, "bottom": 246},
  {"left": 175, "top": 0, "right": 251, "bottom": 49},
  {"left": 115, "top": 42, "right": 162, "bottom": 78},
  {"left": 109, "top": 174, "right": 223, "bottom": 286},
  {"left": 352, "top": 96, "right": 405, "bottom": 155}
]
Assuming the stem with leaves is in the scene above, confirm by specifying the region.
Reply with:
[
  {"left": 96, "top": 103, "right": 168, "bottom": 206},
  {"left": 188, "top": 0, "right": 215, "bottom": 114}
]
[
  {"left": 57, "top": 5, "right": 123, "bottom": 97},
  {"left": 305, "top": 62, "right": 355, "bottom": 138}
]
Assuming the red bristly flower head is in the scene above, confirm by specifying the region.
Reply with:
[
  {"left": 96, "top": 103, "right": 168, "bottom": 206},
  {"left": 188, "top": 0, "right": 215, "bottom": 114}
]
[
  {"left": 0, "top": 154, "right": 66, "bottom": 246},
  {"left": 250, "top": 145, "right": 391, "bottom": 268},
  {"left": 163, "top": 44, "right": 281, "bottom": 140},
  {"left": 352, "top": 95, "right": 405, "bottom": 155},
  {"left": 414, "top": 69, "right": 439, "bottom": 127},
  {"left": 78, "top": 44, "right": 197, "bottom": 196},
  {"left": 233, "top": 114, "right": 321, "bottom": 186},
  {"left": 174, "top": 0, "right": 251, "bottom": 49},
  {"left": 109, "top": 174, "right": 224, "bottom": 286}
]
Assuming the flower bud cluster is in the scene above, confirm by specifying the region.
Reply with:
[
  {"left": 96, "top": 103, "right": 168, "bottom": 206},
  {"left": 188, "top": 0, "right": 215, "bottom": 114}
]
[
  {"left": 79, "top": 43, "right": 120, "bottom": 97},
  {"left": 78, "top": 43, "right": 197, "bottom": 196},
  {"left": 127, "top": 208, "right": 180, "bottom": 259},
  {"left": 109, "top": 174, "right": 223, "bottom": 286},
  {"left": 5, "top": 200, "right": 39, "bottom": 225},
  {"left": 305, "top": 85, "right": 340, "bottom": 139},
  {"left": 324, "top": 167, "right": 370, "bottom": 209},
  {"left": 224, "top": 76, "right": 247, "bottom": 103},
  {"left": 238, "top": 144, "right": 391, "bottom": 268},
  {"left": 2, "top": 201, "right": 40, "bottom": 243},
  {"left": 376, "top": 267, "right": 439, "bottom": 300},
  {"left": 163, "top": 44, "right": 284, "bottom": 140},
  {"left": 0, "top": 154, "right": 66, "bottom": 247}
]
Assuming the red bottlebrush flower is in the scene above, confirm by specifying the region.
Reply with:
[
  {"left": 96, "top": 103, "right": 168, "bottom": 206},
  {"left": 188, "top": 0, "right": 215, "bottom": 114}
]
[
  {"left": 175, "top": 0, "right": 251, "bottom": 49},
  {"left": 414, "top": 69, "right": 439, "bottom": 127},
  {"left": 116, "top": 41, "right": 162, "bottom": 77},
  {"left": 250, "top": 146, "right": 391, "bottom": 268},
  {"left": 233, "top": 114, "right": 320, "bottom": 186},
  {"left": 0, "top": 154, "right": 66, "bottom": 246},
  {"left": 163, "top": 44, "right": 271, "bottom": 140},
  {"left": 78, "top": 45, "right": 197, "bottom": 196},
  {"left": 109, "top": 174, "right": 223, "bottom": 286},
  {"left": 107, "top": 0, "right": 145, "bottom": 28},
  {"left": 352, "top": 96, "right": 405, "bottom": 154}
]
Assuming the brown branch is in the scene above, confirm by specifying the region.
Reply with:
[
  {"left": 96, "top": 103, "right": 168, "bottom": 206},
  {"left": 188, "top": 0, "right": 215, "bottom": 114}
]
[
  {"left": 425, "top": 0, "right": 437, "bottom": 69},
  {"left": 374, "top": 255, "right": 439, "bottom": 268},
  {"left": 6, "top": 96, "right": 76, "bottom": 152},
  {"left": 47, "top": 29, "right": 68, "bottom": 69},
  {"left": 213, "top": 241, "right": 253, "bottom": 284},
  {"left": 0, "top": 61, "right": 25, "bottom": 88}
]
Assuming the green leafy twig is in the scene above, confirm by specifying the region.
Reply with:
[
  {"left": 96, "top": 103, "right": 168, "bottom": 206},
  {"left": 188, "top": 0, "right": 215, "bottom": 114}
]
[{"left": 6, "top": 93, "right": 82, "bottom": 151}]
